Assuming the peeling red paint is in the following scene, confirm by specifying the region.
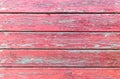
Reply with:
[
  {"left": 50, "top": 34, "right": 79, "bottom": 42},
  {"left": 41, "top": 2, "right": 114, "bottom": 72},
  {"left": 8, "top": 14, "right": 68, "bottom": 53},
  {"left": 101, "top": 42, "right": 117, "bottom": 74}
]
[
  {"left": 0, "top": 14, "right": 120, "bottom": 31},
  {"left": 0, "top": 0, "right": 119, "bottom": 78},
  {"left": 0, "top": 32, "right": 119, "bottom": 49},
  {"left": 0, "top": 0, "right": 120, "bottom": 12},
  {"left": 0, "top": 50, "right": 119, "bottom": 66},
  {"left": 0, "top": 68, "right": 119, "bottom": 79}
]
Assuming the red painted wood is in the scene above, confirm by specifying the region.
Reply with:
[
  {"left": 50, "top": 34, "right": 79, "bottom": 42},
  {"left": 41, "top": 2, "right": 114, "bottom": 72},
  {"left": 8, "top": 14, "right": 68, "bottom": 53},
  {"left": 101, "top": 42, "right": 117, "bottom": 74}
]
[
  {"left": 0, "top": 14, "right": 120, "bottom": 31},
  {"left": 0, "top": 0, "right": 120, "bottom": 12},
  {"left": 1, "top": 0, "right": 120, "bottom": 78},
  {"left": 0, "top": 50, "right": 119, "bottom": 67},
  {"left": 0, "top": 32, "right": 119, "bottom": 49},
  {"left": 0, "top": 68, "right": 119, "bottom": 79}
]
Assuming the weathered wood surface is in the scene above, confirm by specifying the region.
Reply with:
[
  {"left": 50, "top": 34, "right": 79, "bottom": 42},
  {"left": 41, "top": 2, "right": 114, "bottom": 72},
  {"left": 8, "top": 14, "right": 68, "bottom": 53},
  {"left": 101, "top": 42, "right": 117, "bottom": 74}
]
[
  {"left": 0, "top": 50, "right": 119, "bottom": 67},
  {"left": 0, "top": 68, "right": 119, "bottom": 79},
  {"left": 0, "top": 32, "right": 119, "bottom": 49},
  {"left": 0, "top": 0, "right": 120, "bottom": 12},
  {"left": 0, "top": 14, "right": 120, "bottom": 31}
]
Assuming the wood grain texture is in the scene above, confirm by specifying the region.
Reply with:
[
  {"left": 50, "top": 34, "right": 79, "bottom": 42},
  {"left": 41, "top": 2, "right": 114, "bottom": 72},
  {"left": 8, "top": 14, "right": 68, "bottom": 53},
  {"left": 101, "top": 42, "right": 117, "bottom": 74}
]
[
  {"left": 0, "top": 0, "right": 120, "bottom": 12},
  {"left": 0, "top": 68, "right": 119, "bottom": 79},
  {"left": 1, "top": 0, "right": 120, "bottom": 78},
  {"left": 0, "top": 50, "right": 119, "bottom": 67},
  {"left": 0, "top": 14, "right": 120, "bottom": 31},
  {"left": 0, "top": 32, "right": 119, "bottom": 49}
]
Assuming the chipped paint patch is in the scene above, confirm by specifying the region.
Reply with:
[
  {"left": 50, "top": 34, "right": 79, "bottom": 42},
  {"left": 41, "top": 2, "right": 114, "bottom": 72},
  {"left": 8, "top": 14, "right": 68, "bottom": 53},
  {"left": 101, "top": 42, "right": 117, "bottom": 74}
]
[
  {"left": 4, "top": 32, "right": 9, "bottom": 36},
  {"left": 16, "top": 57, "right": 44, "bottom": 64},
  {"left": 0, "top": 50, "right": 3, "bottom": 53},
  {"left": 59, "top": 19, "right": 75, "bottom": 23},
  {"left": 16, "top": 57, "right": 71, "bottom": 64},
  {"left": 94, "top": 45, "right": 100, "bottom": 48},
  {"left": 0, "top": 74, "right": 4, "bottom": 77},
  {"left": 67, "top": 50, "right": 81, "bottom": 53},
  {"left": 55, "top": 44, "right": 65, "bottom": 47},
  {"left": 20, "top": 44, "right": 33, "bottom": 47},
  {"left": 66, "top": 50, "right": 102, "bottom": 53},
  {"left": 0, "top": 7, "right": 7, "bottom": 10},
  {"left": 0, "top": 59, "right": 7, "bottom": 63},
  {"left": 33, "top": 58, "right": 44, "bottom": 64},
  {"left": 0, "top": 44, "right": 9, "bottom": 48},
  {"left": 104, "top": 33, "right": 111, "bottom": 37},
  {"left": 16, "top": 58, "right": 33, "bottom": 64}
]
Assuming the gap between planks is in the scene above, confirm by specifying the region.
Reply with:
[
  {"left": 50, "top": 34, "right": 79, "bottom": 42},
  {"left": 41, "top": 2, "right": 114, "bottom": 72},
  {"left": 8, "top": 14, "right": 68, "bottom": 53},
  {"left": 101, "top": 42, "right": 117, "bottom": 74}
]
[
  {"left": 0, "top": 48, "right": 120, "bottom": 50},
  {"left": 0, "top": 30, "right": 120, "bottom": 33},
  {"left": 0, "top": 12, "right": 120, "bottom": 14},
  {"left": 0, "top": 66, "right": 119, "bottom": 68},
  {"left": 0, "top": 31, "right": 120, "bottom": 32}
]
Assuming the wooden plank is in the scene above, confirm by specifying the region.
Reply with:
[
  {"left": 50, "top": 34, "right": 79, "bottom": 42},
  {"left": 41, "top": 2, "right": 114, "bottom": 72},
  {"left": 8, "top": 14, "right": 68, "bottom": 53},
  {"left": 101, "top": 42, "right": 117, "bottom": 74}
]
[
  {"left": 0, "top": 50, "right": 119, "bottom": 67},
  {"left": 0, "top": 0, "right": 120, "bottom": 12},
  {"left": 0, "top": 32, "right": 119, "bottom": 49},
  {"left": 0, "top": 14, "right": 120, "bottom": 31},
  {"left": 0, "top": 68, "right": 119, "bottom": 79}
]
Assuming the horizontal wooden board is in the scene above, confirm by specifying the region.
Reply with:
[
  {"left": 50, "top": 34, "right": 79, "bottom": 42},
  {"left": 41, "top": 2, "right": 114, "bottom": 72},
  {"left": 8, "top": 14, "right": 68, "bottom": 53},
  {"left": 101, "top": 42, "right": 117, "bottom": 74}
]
[
  {"left": 0, "top": 32, "right": 119, "bottom": 49},
  {"left": 0, "top": 68, "right": 119, "bottom": 79},
  {"left": 0, "top": 50, "right": 119, "bottom": 67},
  {"left": 0, "top": 0, "right": 120, "bottom": 12},
  {"left": 0, "top": 14, "right": 120, "bottom": 31}
]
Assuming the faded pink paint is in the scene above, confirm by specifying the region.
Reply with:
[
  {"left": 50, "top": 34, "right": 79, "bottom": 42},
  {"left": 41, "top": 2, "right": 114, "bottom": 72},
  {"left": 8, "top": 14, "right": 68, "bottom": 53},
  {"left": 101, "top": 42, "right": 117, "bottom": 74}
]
[
  {"left": 0, "top": 32, "right": 119, "bottom": 49},
  {"left": 0, "top": 50, "right": 119, "bottom": 66},
  {"left": 0, "top": 0, "right": 119, "bottom": 78},
  {"left": 0, "top": 0, "right": 120, "bottom": 12},
  {"left": 0, "top": 14, "right": 120, "bottom": 31},
  {"left": 0, "top": 68, "right": 119, "bottom": 79}
]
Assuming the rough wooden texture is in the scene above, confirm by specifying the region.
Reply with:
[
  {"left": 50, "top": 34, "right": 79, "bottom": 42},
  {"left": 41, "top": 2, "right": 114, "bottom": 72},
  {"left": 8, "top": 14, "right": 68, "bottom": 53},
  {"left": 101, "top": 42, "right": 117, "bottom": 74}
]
[
  {"left": 0, "top": 0, "right": 120, "bottom": 79},
  {"left": 0, "top": 68, "right": 119, "bottom": 79},
  {"left": 0, "top": 50, "right": 119, "bottom": 67},
  {"left": 0, "top": 0, "right": 120, "bottom": 12},
  {"left": 0, "top": 14, "right": 120, "bottom": 31},
  {"left": 0, "top": 32, "right": 119, "bottom": 49}
]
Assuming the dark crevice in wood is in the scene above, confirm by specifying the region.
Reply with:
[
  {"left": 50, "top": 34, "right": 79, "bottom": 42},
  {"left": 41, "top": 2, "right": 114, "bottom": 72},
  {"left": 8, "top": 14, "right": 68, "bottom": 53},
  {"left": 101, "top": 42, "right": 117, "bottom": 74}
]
[
  {"left": 0, "top": 48, "right": 120, "bottom": 50},
  {"left": 0, "top": 12, "right": 120, "bottom": 14},
  {"left": 0, "top": 31, "right": 120, "bottom": 32},
  {"left": 0, "top": 66, "right": 119, "bottom": 68}
]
